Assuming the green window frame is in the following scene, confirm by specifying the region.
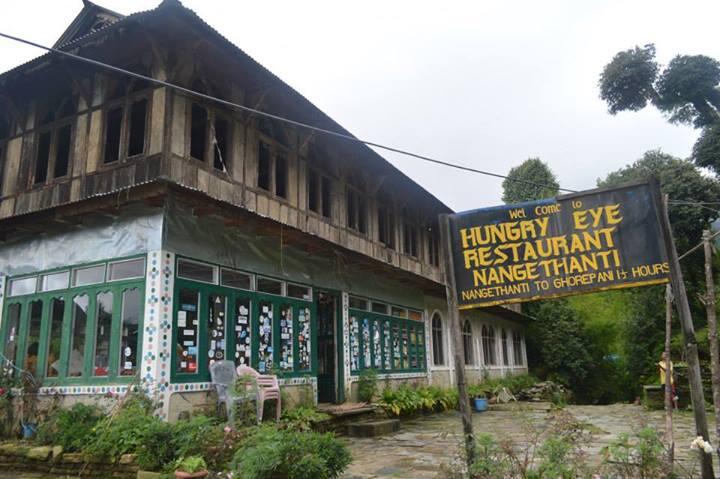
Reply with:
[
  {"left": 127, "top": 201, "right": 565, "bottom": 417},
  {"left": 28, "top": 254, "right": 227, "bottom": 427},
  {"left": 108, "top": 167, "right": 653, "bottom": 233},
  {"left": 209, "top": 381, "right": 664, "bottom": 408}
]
[
  {"left": 348, "top": 306, "right": 426, "bottom": 375},
  {"left": 0, "top": 265, "right": 145, "bottom": 386},
  {"left": 171, "top": 279, "right": 317, "bottom": 383}
]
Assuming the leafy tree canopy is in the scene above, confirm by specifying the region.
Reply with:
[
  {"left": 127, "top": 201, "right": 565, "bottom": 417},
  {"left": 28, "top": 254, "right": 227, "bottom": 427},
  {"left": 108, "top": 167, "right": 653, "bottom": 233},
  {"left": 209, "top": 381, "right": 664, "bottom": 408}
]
[
  {"left": 600, "top": 45, "right": 720, "bottom": 172},
  {"left": 598, "top": 149, "right": 720, "bottom": 252},
  {"left": 501, "top": 158, "right": 559, "bottom": 204}
]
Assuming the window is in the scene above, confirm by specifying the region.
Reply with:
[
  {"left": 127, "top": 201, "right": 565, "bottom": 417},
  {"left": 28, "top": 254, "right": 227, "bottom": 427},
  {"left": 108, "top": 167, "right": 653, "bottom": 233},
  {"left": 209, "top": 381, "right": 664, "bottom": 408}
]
[
  {"left": 103, "top": 77, "right": 149, "bottom": 164},
  {"left": 346, "top": 187, "right": 367, "bottom": 234},
  {"left": 68, "top": 294, "right": 89, "bottom": 377},
  {"left": 513, "top": 331, "right": 524, "bottom": 366},
  {"left": 378, "top": 203, "right": 395, "bottom": 248},
  {"left": 177, "top": 259, "right": 216, "bottom": 283},
  {"left": 221, "top": 269, "right": 253, "bottom": 290},
  {"left": 482, "top": 325, "right": 497, "bottom": 366},
  {"left": 256, "top": 140, "right": 288, "bottom": 199},
  {"left": 40, "top": 271, "right": 70, "bottom": 292},
  {"left": 108, "top": 258, "right": 145, "bottom": 281},
  {"left": 462, "top": 320, "right": 474, "bottom": 365},
  {"left": 409, "top": 310, "right": 422, "bottom": 321},
  {"left": 431, "top": 313, "right": 444, "bottom": 366},
  {"left": 349, "top": 296, "right": 368, "bottom": 310},
  {"left": 371, "top": 302, "right": 388, "bottom": 314},
  {"left": 9, "top": 276, "right": 37, "bottom": 297},
  {"left": 176, "top": 289, "right": 199, "bottom": 374},
  {"left": 25, "top": 300, "right": 43, "bottom": 377},
  {"left": 213, "top": 116, "right": 229, "bottom": 171},
  {"left": 403, "top": 212, "right": 419, "bottom": 258},
  {"left": 46, "top": 298, "right": 65, "bottom": 377},
  {"left": 287, "top": 283, "right": 311, "bottom": 300},
  {"left": 4, "top": 304, "right": 22, "bottom": 366},
  {"left": 257, "top": 277, "right": 283, "bottom": 295},
  {"left": 307, "top": 168, "right": 332, "bottom": 218},
  {"left": 501, "top": 329, "right": 509, "bottom": 366},
  {"left": 190, "top": 103, "right": 208, "bottom": 161},
  {"left": 427, "top": 225, "right": 440, "bottom": 267},
  {"left": 391, "top": 306, "right": 407, "bottom": 318},
  {"left": 119, "top": 289, "right": 141, "bottom": 375},
  {"left": 34, "top": 92, "right": 76, "bottom": 184},
  {"left": 72, "top": 264, "right": 106, "bottom": 287},
  {"left": 93, "top": 291, "right": 113, "bottom": 377}
]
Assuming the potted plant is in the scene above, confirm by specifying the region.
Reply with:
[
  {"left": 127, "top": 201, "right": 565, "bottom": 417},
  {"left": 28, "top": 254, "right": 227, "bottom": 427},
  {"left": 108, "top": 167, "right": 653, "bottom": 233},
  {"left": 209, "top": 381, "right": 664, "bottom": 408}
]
[{"left": 173, "top": 456, "right": 208, "bottom": 479}]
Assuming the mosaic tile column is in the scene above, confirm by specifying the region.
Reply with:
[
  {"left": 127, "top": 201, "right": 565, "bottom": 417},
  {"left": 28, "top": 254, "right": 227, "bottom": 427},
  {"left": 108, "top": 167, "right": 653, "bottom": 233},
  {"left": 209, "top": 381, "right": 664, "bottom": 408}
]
[
  {"left": 142, "top": 250, "right": 175, "bottom": 419},
  {"left": 0, "top": 276, "right": 5, "bottom": 334},
  {"left": 341, "top": 292, "right": 351, "bottom": 400},
  {"left": 424, "top": 311, "right": 433, "bottom": 384}
]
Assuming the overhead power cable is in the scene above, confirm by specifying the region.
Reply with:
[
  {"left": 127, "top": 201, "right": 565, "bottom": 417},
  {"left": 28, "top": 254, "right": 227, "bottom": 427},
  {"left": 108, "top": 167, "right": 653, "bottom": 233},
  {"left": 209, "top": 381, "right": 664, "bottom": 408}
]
[{"left": 0, "top": 31, "right": 577, "bottom": 194}]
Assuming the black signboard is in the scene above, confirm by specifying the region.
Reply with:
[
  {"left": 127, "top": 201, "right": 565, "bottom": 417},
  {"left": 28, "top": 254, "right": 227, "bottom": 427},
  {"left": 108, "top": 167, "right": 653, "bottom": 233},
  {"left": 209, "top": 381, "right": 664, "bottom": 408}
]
[{"left": 448, "top": 181, "right": 670, "bottom": 309}]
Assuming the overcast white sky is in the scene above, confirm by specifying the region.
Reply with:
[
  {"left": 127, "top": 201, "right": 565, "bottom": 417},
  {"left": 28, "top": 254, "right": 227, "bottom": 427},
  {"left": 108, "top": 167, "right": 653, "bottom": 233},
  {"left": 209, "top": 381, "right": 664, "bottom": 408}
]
[{"left": 1, "top": 0, "right": 719, "bottom": 211}]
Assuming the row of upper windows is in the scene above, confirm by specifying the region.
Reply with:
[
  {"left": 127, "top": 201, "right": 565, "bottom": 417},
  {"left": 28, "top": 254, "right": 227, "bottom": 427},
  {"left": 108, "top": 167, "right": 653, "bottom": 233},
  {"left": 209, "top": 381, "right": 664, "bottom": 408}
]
[{"left": 0, "top": 86, "right": 441, "bottom": 267}]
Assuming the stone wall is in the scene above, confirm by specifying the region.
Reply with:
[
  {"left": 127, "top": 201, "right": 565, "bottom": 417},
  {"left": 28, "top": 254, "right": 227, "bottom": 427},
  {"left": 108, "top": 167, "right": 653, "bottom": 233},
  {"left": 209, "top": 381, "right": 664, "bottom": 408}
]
[{"left": 0, "top": 443, "right": 139, "bottom": 478}]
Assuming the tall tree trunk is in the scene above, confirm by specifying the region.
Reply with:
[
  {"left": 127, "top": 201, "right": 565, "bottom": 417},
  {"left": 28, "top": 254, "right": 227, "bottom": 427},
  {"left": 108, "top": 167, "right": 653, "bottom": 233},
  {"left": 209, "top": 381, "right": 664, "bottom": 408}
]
[{"left": 703, "top": 229, "right": 720, "bottom": 463}]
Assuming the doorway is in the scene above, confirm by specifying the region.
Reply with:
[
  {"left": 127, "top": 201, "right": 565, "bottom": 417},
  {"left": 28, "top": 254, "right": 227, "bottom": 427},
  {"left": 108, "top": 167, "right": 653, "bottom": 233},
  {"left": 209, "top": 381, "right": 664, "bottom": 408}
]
[{"left": 316, "top": 292, "right": 339, "bottom": 403}]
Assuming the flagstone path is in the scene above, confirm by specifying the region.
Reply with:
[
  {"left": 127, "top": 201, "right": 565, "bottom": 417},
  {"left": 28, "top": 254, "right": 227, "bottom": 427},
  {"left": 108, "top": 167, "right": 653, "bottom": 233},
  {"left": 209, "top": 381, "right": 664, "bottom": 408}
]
[{"left": 341, "top": 402, "right": 718, "bottom": 478}]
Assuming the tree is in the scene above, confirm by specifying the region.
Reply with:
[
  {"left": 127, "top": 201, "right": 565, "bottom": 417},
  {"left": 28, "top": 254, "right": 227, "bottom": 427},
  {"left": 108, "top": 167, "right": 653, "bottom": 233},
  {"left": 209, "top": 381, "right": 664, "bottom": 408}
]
[
  {"left": 501, "top": 158, "right": 559, "bottom": 204},
  {"left": 599, "top": 45, "right": 720, "bottom": 173},
  {"left": 599, "top": 150, "right": 720, "bottom": 391}
]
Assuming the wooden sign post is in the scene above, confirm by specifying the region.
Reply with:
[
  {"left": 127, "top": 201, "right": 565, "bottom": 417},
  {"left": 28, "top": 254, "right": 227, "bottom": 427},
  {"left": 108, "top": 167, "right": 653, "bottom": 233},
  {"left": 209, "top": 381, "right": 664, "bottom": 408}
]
[
  {"left": 656, "top": 191, "right": 713, "bottom": 479},
  {"left": 439, "top": 213, "right": 476, "bottom": 468}
]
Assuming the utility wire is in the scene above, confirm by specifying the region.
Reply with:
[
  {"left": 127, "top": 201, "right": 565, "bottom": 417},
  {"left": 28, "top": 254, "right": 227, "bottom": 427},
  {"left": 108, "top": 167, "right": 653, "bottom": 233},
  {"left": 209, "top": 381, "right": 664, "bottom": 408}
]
[{"left": 0, "top": 31, "right": 577, "bottom": 194}]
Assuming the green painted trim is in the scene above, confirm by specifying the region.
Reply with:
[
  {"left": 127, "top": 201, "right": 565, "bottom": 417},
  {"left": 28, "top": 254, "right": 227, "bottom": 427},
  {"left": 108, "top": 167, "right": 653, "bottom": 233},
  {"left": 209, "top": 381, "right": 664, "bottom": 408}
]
[
  {"left": 171, "top": 279, "right": 317, "bottom": 384},
  {"left": 348, "top": 308, "right": 426, "bottom": 375},
  {"left": 0, "top": 279, "right": 145, "bottom": 386}
]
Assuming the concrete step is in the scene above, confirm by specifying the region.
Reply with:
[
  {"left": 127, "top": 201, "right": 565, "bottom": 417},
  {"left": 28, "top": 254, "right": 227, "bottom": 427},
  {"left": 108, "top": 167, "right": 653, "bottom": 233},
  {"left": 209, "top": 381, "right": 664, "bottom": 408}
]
[{"left": 346, "top": 419, "right": 400, "bottom": 437}]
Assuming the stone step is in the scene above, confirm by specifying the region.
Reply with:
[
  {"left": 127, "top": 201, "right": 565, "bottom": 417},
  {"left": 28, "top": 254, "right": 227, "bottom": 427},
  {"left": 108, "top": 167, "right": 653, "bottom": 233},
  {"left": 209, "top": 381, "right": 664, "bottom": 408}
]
[{"left": 346, "top": 419, "right": 400, "bottom": 437}]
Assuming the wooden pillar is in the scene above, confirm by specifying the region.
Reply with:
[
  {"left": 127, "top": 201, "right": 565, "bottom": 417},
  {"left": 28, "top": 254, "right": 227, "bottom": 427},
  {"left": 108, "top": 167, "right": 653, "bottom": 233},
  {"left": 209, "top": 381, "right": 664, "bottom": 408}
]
[
  {"left": 439, "top": 214, "right": 475, "bottom": 467},
  {"left": 655, "top": 190, "right": 713, "bottom": 479},
  {"left": 664, "top": 284, "right": 674, "bottom": 473},
  {"left": 702, "top": 229, "right": 720, "bottom": 463}
]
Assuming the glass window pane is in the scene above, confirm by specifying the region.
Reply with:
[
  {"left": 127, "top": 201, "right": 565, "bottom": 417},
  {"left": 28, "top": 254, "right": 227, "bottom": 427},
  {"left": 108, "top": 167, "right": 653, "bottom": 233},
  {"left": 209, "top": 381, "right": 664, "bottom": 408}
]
[
  {"left": 93, "top": 291, "right": 113, "bottom": 377},
  {"left": 408, "top": 310, "right": 422, "bottom": 321},
  {"left": 287, "top": 284, "right": 311, "bottom": 300},
  {"left": 349, "top": 296, "right": 368, "bottom": 311},
  {"left": 233, "top": 297, "right": 252, "bottom": 367},
  {"left": 258, "top": 301, "right": 273, "bottom": 373},
  {"left": 391, "top": 307, "right": 407, "bottom": 318},
  {"left": 73, "top": 265, "right": 105, "bottom": 286},
  {"left": 349, "top": 315, "right": 359, "bottom": 372},
  {"left": 9, "top": 277, "right": 36, "bottom": 297},
  {"left": 298, "top": 306, "right": 311, "bottom": 371},
  {"left": 371, "top": 302, "right": 388, "bottom": 315},
  {"left": 109, "top": 258, "right": 145, "bottom": 281},
  {"left": 177, "top": 289, "right": 200, "bottom": 374},
  {"left": 40, "top": 271, "right": 69, "bottom": 292},
  {"left": 361, "top": 317, "right": 371, "bottom": 369},
  {"left": 208, "top": 294, "right": 227, "bottom": 367},
  {"left": 45, "top": 298, "right": 65, "bottom": 378},
  {"left": 279, "top": 305, "right": 293, "bottom": 371},
  {"left": 177, "top": 260, "right": 215, "bottom": 283},
  {"left": 257, "top": 277, "right": 282, "bottom": 295},
  {"left": 221, "top": 269, "right": 252, "bottom": 290},
  {"left": 4, "top": 303, "right": 22, "bottom": 367},
  {"left": 383, "top": 320, "right": 391, "bottom": 370},
  {"left": 25, "top": 300, "right": 43, "bottom": 377},
  {"left": 119, "top": 289, "right": 141, "bottom": 376},
  {"left": 68, "top": 294, "right": 88, "bottom": 377},
  {"left": 372, "top": 320, "right": 381, "bottom": 369}
]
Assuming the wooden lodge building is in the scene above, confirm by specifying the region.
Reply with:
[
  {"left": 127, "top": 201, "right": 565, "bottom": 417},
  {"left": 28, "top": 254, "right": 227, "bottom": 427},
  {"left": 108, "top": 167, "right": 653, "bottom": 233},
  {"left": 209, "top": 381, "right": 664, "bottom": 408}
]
[{"left": 0, "top": 0, "right": 529, "bottom": 419}]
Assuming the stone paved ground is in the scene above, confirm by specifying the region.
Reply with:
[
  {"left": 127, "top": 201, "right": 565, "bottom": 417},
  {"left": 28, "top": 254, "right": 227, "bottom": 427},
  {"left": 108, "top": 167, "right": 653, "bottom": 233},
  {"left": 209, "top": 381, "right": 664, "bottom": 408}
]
[{"left": 341, "top": 403, "right": 719, "bottom": 479}]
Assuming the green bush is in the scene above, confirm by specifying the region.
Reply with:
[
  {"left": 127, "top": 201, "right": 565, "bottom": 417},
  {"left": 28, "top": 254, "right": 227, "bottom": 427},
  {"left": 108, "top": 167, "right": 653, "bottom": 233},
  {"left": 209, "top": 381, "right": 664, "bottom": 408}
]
[
  {"left": 380, "top": 385, "right": 458, "bottom": 416},
  {"left": 36, "top": 403, "right": 102, "bottom": 451},
  {"left": 82, "top": 393, "right": 226, "bottom": 472},
  {"left": 357, "top": 369, "right": 378, "bottom": 403},
  {"left": 232, "top": 425, "right": 351, "bottom": 479},
  {"left": 467, "top": 374, "right": 539, "bottom": 398},
  {"left": 280, "top": 406, "right": 330, "bottom": 432},
  {"left": 172, "top": 455, "right": 207, "bottom": 473}
]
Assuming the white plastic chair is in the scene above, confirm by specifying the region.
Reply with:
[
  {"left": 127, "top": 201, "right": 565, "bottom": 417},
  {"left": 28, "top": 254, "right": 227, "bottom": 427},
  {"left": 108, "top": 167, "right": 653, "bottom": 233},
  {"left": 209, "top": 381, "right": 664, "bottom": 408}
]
[
  {"left": 237, "top": 365, "right": 281, "bottom": 422},
  {"left": 210, "top": 360, "right": 243, "bottom": 424}
]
